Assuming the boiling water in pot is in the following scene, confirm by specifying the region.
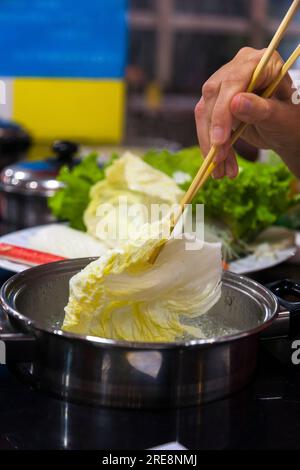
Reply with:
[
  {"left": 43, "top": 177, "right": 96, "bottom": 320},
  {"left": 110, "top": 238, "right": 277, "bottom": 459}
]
[
  {"left": 50, "top": 313, "right": 239, "bottom": 340},
  {"left": 14, "top": 269, "right": 265, "bottom": 342}
]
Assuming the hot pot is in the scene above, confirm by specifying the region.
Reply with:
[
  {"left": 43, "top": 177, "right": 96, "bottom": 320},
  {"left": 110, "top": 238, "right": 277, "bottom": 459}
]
[{"left": 0, "top": 258, "right": 299, "bottom": 409}]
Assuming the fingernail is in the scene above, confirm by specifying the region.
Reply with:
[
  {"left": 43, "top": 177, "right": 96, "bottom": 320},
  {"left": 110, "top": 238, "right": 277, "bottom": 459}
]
[
  {"left": 239, "top": 97, "right": 252, "bottom": 113},
  {"left": 214, "top": 148, "right": 225, "bottom": 163},
  {"left": 211, "top": 126, "right": 225, "bottom": 144}
]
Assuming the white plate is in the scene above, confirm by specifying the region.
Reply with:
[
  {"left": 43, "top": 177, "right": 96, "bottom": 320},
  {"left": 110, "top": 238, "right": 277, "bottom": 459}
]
[
  {"left": 0, "top": 224, "right": 297, "bottom": 275},
  {"left": 0, "top": 225, "right": 49, "bottom": 272},
  {"left": 228, "top": 247, "right": 296, "bottom": 275}
]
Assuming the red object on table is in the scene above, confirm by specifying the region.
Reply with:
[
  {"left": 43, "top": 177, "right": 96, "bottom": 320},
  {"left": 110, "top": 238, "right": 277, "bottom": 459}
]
[
  {"left": 0, "top": 243, "right": 66, "bottom": 267},
  {"left": 222, "top": 261, "right": 229, "bottom": 271}
]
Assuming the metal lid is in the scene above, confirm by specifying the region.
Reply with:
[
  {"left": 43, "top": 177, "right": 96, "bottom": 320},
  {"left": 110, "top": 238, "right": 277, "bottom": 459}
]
[
  {"left": 0, "top": 160, "right": 64, "bottom": 196},
  {"left": 0, "top": 119, "right": 32, "bottom": 155},
  {"left": 0, "top": 141, "right": 79, "bottom": 196}
]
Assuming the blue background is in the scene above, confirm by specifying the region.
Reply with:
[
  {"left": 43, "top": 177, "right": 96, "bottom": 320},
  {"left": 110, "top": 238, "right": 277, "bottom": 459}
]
[{"left": 0, "top": 0, "right": 127, "bottom": 78}]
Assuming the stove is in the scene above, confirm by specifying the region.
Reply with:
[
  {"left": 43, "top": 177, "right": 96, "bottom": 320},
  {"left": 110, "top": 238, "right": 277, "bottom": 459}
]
[{"left": 0, "top": 222, "right": 299, "bottom": 450}]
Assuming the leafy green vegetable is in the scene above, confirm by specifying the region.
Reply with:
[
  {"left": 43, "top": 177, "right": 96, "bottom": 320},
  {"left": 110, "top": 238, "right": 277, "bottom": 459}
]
[
  {"left": 48, "top": 153, "right": 108, "bottom": 231},
  {"left": 144, "top": 147, "right": 299, "bottom": 242},
  {"left": 49, "top": 146, "right": 299, "bottom": 245},
  {"left": 144, "top": 147, "right": 202, "bottom": 179},
  {"left": 197, "top": 159, "right": 298, "bottom": 241}
]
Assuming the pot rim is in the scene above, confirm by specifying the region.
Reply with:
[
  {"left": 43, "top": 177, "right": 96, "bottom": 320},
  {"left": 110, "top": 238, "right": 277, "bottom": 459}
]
[
  {"left": 0, "top": 258, "right": 279, "bottom": 350},
  {"left": 0, "top": 183, "right": 58, "bottom": 197}
]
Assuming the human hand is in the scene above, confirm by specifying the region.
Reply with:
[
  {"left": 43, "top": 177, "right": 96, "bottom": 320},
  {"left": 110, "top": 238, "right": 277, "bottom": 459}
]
[{"left": 195, "top": 47, "right": 300, "bottom": 178}]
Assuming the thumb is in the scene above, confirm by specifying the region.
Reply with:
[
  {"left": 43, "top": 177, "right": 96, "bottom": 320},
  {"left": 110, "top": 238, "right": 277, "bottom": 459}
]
[{"left": 231, "top": 92, "right": 283, "bottom": 126}]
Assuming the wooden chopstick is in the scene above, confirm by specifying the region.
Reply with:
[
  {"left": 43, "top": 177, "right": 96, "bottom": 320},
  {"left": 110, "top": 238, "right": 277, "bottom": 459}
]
[
  {"left": 176, "top": 0, "right": 300, "bottom": 218},
  {"left": 148, "top": 1, "right": 300, "bottom": 264},
  {"left": 200, "top": 43, "right": 300, "bottom": 186},
  {"left": 171, "top": 45, "right": 300, "bottom": 224},
  {"left": 247, "top": 0, "right": 300, "bottom": 91}
]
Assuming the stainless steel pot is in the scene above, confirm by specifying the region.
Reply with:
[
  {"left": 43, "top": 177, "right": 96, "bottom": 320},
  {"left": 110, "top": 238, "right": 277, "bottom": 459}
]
[
  {"left": 0, "top": 258, "right": 293, "bottom": 409},
  {"left": 0, "top": 141, "right": 78, "bottom": 228}
]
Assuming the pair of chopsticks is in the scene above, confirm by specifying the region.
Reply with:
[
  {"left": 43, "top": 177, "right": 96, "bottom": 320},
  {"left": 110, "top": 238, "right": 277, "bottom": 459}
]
[
  {"left": 149, "top": 0, "right": 300, "bottom": 264},
  {"left": 198, "top": 43, "right": 300, "bottom": 189},
  {"left": 177, "top": 0, "right": 300, "bottom": 217}
]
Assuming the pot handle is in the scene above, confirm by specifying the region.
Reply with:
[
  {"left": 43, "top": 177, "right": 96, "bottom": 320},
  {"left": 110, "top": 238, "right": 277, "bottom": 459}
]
[
  {"left": 267, "top": 279, "right": 300, "bottom": 338},
  {"left": 0, "top": 310, "right": 36, "bottom": 363}
]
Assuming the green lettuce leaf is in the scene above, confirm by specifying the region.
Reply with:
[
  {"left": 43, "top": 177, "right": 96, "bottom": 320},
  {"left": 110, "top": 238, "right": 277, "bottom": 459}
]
[
  {"left": 144, "top": 147, "right": 299, "bottom": 242},
  {"left": 48, "top": 153, "right": 109, "bottom": 231},
  {"left": 144, "top": 147, "right": 202, "bottom": 178},
  {"left": 49, "top": 146, "right": 299, "bottom": 243}
]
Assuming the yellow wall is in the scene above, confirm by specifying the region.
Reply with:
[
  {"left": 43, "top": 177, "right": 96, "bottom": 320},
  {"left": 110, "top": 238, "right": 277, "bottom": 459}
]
[{"left": 13, "top": 78, "right": 125, "bottom": 142}]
